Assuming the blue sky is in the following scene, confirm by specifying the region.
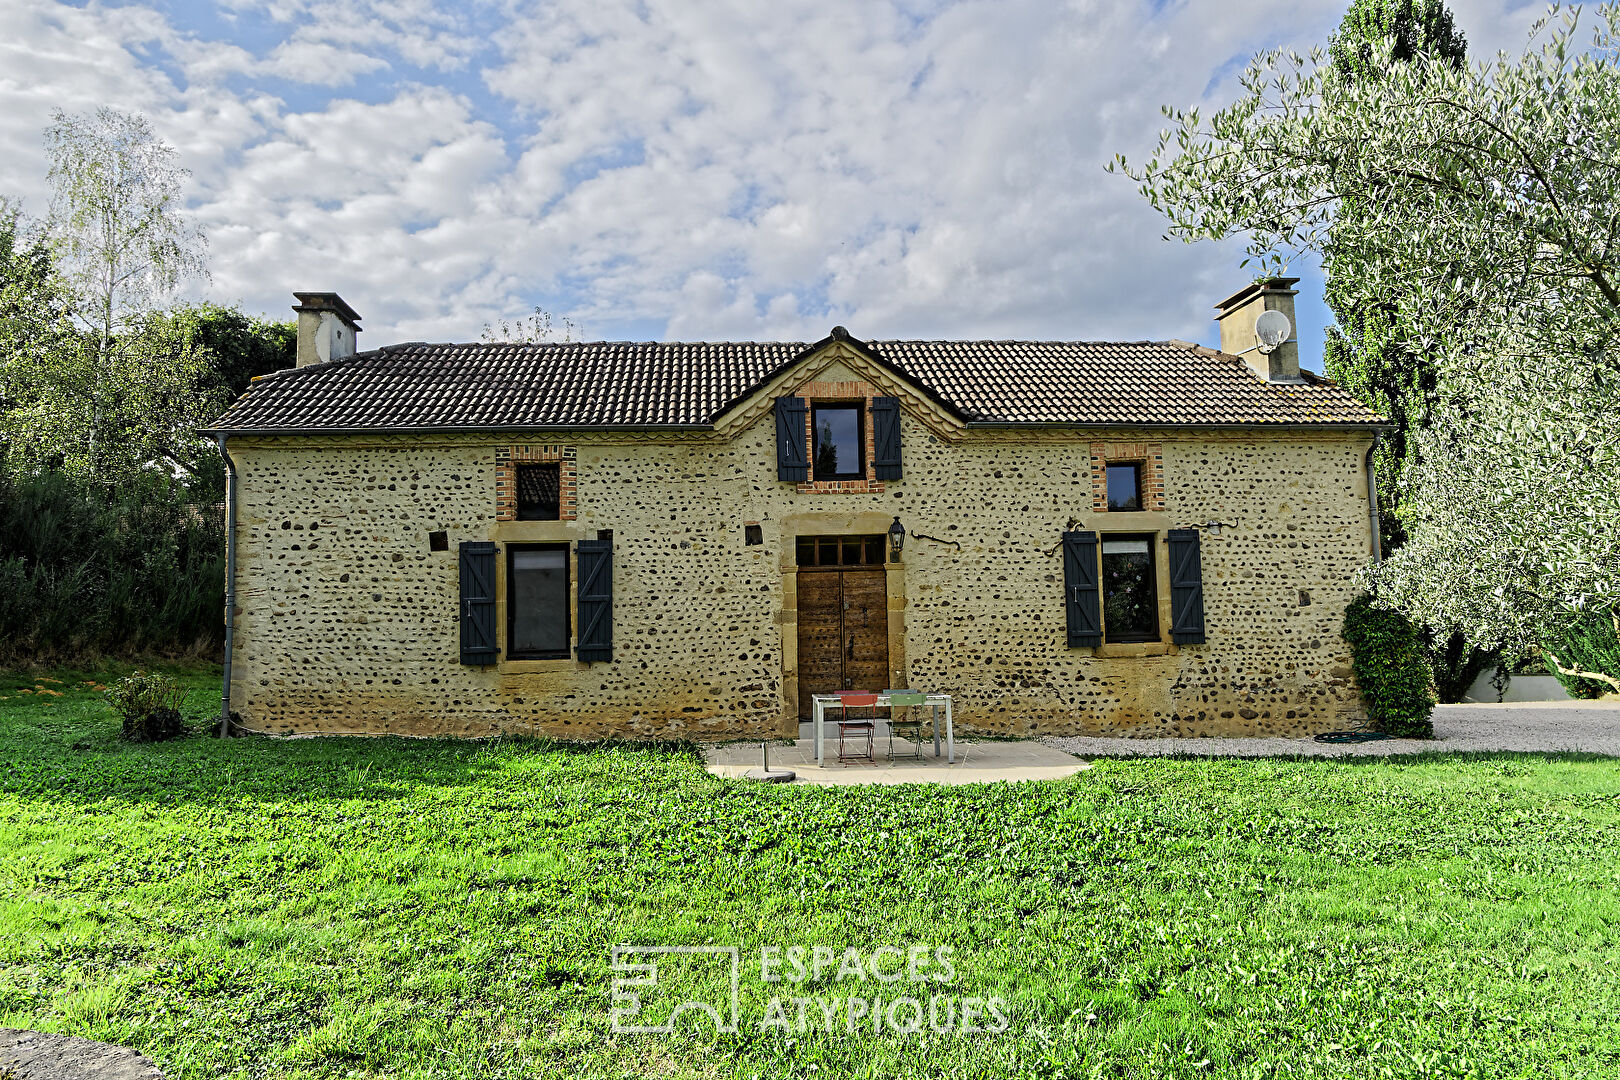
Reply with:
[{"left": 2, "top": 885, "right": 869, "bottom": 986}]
[{"left": 0, "top": 0, "right": 1536, "bottom": 367}]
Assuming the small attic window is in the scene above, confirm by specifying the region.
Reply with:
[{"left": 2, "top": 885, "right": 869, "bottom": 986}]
[
  {"left": 1106, "top": 464, "right": 1142, "bottom": 512},
  {"left": 517, "top": 463, "right": 561, "bottom": 521}
]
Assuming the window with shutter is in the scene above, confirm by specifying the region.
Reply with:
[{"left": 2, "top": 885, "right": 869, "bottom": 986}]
[
  {"left": 458, "top": 541, "right": 498, "bottom": 665},
  {"left": 1061, "top": 531, "right": 1102, "bottom": 648},
  {"left": 775, "top": 396, "right": 808, "bottom": 482},
  {"left": 576, "top": 537, "right": 613, "bottom": 662},
  {"left": 507, "top": 543, "right": 570, "bottom": 659},
  {"left": 872, "top": 396, "right": 902, "bottom": 480},
  {"left": 1167, "top": 528, "right": 1206, "bottom": 644}
]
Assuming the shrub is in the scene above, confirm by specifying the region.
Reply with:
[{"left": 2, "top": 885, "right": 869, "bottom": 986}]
[
  {"left": 0, "top": 468, "right": 222, "bottom": 661},
  {"left": 1342, "top": 594, "right": 1437, "bottom": 737},
  {"left": 1543, "top": 611, "right": 1620, "bottom": 699},
  {"left": 106, "top": 671, "right": 189, "bottom": 742}
]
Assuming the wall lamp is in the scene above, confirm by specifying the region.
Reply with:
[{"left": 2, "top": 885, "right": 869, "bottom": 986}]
[{"left": 888, "top": 516, "right": 906, "bottom": 561}]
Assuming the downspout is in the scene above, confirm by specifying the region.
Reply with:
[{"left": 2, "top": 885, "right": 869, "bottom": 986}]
[
  {"left": 217, "top": 435, "right": 238, "bottom": 737},
  {"left": 1365, "top": 432, "right": 1382, "bottom": 564}
]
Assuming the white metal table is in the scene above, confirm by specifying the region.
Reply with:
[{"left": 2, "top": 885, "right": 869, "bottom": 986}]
[{"left": 811, "top": 692, "right": 954, "bottom": 766}]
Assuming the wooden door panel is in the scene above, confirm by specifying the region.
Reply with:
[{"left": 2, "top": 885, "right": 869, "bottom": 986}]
[
  {"left": 797, "top": 571, "right": 844, "bottom": 716},
  {"left": 841, "top": 570, "right": 890, "bottom": 695}
]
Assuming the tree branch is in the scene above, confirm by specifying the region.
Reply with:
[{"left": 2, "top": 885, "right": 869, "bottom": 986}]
[{"left": 1544, "top": 650, "right": 1620, "bottom": 693}]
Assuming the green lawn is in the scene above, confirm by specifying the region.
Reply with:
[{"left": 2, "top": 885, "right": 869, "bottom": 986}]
[{"left": 2, "top": 666, "right": 1618, "bottom": 1079}]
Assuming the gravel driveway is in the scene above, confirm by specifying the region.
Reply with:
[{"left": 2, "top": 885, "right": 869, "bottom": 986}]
[{"left": 1040, "top": 700, "right": 1620, "bottom": 758}]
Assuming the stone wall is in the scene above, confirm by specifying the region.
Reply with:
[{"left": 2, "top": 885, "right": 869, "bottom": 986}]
[{"left": 226, "top": 360, "right": 1374, "bottom": 739}]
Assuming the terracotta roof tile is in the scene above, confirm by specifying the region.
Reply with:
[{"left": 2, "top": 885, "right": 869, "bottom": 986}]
[{"left": 206, "top": 333, "right": 1382, "bottom": 433}]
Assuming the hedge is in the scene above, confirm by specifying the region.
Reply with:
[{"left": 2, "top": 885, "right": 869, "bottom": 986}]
[
  {"left": 1341, "top": 594, "right": 1437, "bottom": 737},
  {"left": 0, "top": 468, "right": 222, "bottom": 662}
]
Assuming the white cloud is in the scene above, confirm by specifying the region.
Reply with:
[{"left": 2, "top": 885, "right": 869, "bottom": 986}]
[{"left": 0, "top": 0, "right": 1547, "bottom": 355}]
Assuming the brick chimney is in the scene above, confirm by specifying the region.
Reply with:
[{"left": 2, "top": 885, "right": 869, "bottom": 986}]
[
  {"left": 293, "top": 292, "right": 362, "bottom": 368},
  {"left": 1214, "top": 277, "right": 1302, "bottom": 383}
]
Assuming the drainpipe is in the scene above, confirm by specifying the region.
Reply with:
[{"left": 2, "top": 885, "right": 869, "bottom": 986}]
[
  {"left": 1365, "top": 432, "right": 1382, "bottom": 564},
  {"left": 217, "top": 435, "right": 239, "bottom": 737}
]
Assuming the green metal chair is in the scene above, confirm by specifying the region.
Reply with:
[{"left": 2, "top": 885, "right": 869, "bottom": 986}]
[{"left": 883, "top": 691, "right": 928, "bottom": 759}]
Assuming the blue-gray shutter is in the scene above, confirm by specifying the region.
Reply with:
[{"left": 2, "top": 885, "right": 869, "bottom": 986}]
[
  {"left": 775, "top": 396, "right": 808, "bottom": 481},
  {"left": 576, "top": 537, "right": 613, "bottom": 662},
  {"left": 872, "top": 396, "right": 902, "bottom": 480},
  {"left": 1168, "top": 528, "right": 1206, "bottom": 644},
  {"left": 1062, "top": 531, "right": 1102, "bottom": 648},
  {"left": 458, "top": 541, "right": 498, "bottom": 664}
]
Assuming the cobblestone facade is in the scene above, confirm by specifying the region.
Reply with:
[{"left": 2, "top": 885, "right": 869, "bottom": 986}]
[{"left": 226, "top": 356, "right": 1375, "bottom": 739}]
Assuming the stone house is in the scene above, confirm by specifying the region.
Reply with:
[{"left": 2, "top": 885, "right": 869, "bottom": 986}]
[{"left": 203, "top": 279, "right": 1385, "bottom": 739}]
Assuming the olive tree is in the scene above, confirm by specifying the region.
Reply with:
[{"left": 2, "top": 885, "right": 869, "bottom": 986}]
[{"left": 1113, "top": 6, "right": 1620, "bottom": 686}]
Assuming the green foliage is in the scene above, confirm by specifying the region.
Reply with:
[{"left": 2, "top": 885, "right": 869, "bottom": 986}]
[
  {"left": 1544, "top": 610, "right": 1620, "bottom": 698},
  {"left": 1323, "top": 0, "right": 1466, "bottom": 554},
  {"left": 133, "top": 303, "right": 295, "bottom": 500},
  {"left": 1114, "top": 8, "right": 1620, "bottom": 654},
  {"left": 105, "top": 670, "right": 188, "bottom": 741},
  {"left": 1329, "top": 0, "right": 1466, "bottom": 81},
  {"left": 0, "top": 203, "right": 79, "bottom": 402},
  {"left": 1342, "top": 594, "right": 1437, "bottom": 735},
  {"left": 0, "top": 469, "right": 222, "bottom": 661},
  {"left": 4, "top": 673, "right": 1620, "bottom": 1077}
]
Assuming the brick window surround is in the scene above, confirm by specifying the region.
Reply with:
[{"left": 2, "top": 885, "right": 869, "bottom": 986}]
[
  {"left": 796, "top": 380, "right": 885, "bottom": 494},
  {"left": 1090, "top": 441, "right": 1164, "bottom": 512},
  {"left": 496, "top": 445, "right": 578, "bottom": 521}
]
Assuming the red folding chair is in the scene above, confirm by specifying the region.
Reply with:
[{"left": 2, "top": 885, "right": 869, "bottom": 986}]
[{"left": 834, "top": 691, "right": 878, "bottom": 763}]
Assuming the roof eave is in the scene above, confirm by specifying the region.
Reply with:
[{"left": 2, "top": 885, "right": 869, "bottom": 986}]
[
  {"left": 963, "top": 419, "right": 1393, "bottom": 432},
  {"left": 199, "top": 423, "right": 715, "bottom": 438}
]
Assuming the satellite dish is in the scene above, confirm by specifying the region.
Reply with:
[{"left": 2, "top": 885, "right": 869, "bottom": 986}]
[{"left": 1254, "top": 309, "right": 1292, "bottom": 354}]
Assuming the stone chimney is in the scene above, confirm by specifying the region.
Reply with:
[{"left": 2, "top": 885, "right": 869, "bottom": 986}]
[
  {"left": 292, "top": 292, "right": 362, "bottom": 368},
  {"left": 1214, "top": 277, "right": 1302, "bottom": 383}
]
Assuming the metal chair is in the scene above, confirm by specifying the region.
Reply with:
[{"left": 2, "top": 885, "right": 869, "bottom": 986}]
[
  {"left": 834, "top": 691, "right": 878, "bottom": 763},
  {"left": 883, "top": 691, "right": 928, "bottom": 759}
]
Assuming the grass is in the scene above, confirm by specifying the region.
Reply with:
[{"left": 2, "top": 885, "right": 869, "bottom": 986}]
[{"left": 1, "top": 666, "right": 1619, "bottom": 1079}]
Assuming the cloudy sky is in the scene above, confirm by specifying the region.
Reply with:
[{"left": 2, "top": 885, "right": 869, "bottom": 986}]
[{"left": 0, "top": 0, "right": 1537, "bottom": 366}]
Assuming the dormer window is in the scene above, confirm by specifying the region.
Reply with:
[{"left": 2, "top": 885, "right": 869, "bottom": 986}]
[{"left": 812, "top": 404, "right": 864, "bottom": 481}]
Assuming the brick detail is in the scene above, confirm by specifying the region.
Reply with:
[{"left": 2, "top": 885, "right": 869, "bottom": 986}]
[
  {"left": 793, "top": 380, "right": 886, "bottom": 495},
  {"left": 495, "top": 445, "right": 577, "bottom": 521},
  {"left": 1090, "top": 441, "right": 1165, "bottom": 512}
]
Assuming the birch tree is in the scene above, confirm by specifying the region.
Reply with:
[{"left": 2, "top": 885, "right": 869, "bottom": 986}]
[{"left": 42, "top": 107, "right": 208, "bottom": 476}]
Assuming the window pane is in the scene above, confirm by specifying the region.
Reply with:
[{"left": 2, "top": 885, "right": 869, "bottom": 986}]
[
  {"left": 813, "top": 406, "right": 862, "bottom": 479},
  {"left": 1102, "top": 537, "right": 1156, "bottom": 642},
  {"left": 796, "top": 538, "right": 816, "bottom": 565},
  {"left": 842, "top": 538, "right": 862, "bottom": 564},
  {"left": 1106, "top": 464, "right": 1140, "bottom": 512},
  {"left": 511, "top": 547, "right": 568, "bottom": 656},
  {"left": 819, "top": 538, "right": 839, "bottom": 564},
  {"left": 517, "top": 463, "right": 561, "bottom": 520},
  {"left": 865, "top": 536, "right": 885, "bottom": 564}
]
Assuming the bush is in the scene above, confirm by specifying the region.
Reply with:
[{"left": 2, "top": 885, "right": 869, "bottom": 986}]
[
  {"left": 1342, "top": 594, "right": 1437, "bottom": 737},
  {"left": 1544, "top": 611, "right": 1620, "bottom": 699},
  {"left": 106, "top": 671, "right": 189, "bottom": 742},
  {"left": 0, "top": 468, "right": 222, "bottom": 661}
]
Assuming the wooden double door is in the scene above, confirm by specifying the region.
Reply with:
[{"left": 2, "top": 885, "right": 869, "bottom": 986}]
[{"left": 796, "top": 565, "right": 891, "bottom": 717}]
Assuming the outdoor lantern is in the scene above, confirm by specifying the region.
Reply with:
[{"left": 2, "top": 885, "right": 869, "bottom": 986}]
[
  {"left": 1202, "top": 521, "right": 1232, "bottom": 537},
  {"left": 888, "top": 516, "right": 906, "bottom": 560}
]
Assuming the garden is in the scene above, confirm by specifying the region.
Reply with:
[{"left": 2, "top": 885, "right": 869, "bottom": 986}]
[{"left": 2, "top": 667, "right": 1617, "bottom": 1078}]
